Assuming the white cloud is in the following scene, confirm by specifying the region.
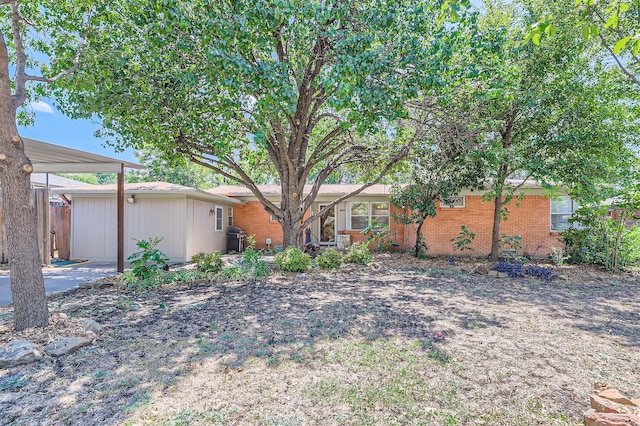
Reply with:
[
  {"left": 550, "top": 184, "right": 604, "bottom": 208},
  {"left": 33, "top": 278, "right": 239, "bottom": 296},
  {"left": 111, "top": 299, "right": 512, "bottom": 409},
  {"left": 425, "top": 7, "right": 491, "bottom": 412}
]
[{"left": 29, "top": 101, "right": 54, "bottom": 114}]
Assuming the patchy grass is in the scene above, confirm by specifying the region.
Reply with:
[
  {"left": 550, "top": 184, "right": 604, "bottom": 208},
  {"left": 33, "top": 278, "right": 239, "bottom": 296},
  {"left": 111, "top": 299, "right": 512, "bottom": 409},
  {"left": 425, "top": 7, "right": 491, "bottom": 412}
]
[{"left": 0, "top": 254, "right": 638, "bottom": 425}]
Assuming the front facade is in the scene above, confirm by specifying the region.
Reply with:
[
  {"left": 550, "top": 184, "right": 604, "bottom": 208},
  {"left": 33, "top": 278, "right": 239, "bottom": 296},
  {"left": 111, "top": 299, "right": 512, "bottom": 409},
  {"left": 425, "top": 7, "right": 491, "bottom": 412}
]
[
  {"left": 210, "top": 183, "right": 572, "bottom": 256},
  {"left": 53, "top": 182, "right": 241, "bottom": 262}
]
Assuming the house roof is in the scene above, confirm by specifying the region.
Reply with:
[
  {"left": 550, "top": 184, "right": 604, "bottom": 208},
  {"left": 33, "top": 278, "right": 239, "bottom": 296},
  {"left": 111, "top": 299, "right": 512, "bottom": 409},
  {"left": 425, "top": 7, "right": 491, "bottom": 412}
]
[
  {"left": 51, "top": 181, "right": 242, "bottom": 204},
  {"left": 23, "top": 137, "right": 142, "bottom": 173},
  {"left": 208, "top": 180, "right": 545, "bottom": 198},
  {"left": 208, "top": 184, "right": 398, "bottom": 197},
  {"left": 31, "top": 173, "right": 96, "bottom": 188}
]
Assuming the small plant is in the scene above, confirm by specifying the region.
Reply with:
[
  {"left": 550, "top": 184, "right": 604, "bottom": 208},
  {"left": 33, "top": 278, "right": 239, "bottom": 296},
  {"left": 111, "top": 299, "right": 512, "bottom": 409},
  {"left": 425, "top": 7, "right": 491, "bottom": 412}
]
[
  {"left": 492, "top": 261, "right": 557, "bottom": 281},
  {"left": 127, "top": 237, "right": 169, "bottom": 279},
  {"left": 450, "top": 225, "right": 476, "bottom": 252},
  {"left": 500, "top": 234, "right": 522, "bottom": 252},
  {"left": 549, "top": 247, "right": 568, "bottom": 267},
  {"left": 239, "top": 247, "right": 270, "bottom": 278},
  {"left": 122, "top": 268, "right": 166, "bottom": 291},
  {"left": 191, "top": 251, "right": 224, "bottom": 274},
  {"left": 317, "top": 248, "right": 343, "bottom": 270},
  {"left": 344, "top": 241, "right": 373, "bottom": 265},
  {"left": 361, "top": 223, "right": 393, "bottom": 252},
  {"left": 275, "top": 247, "right": 312, "bottom": 272},
  {"left": 217, "top": 266, "right": 250, "bottom": 281}
]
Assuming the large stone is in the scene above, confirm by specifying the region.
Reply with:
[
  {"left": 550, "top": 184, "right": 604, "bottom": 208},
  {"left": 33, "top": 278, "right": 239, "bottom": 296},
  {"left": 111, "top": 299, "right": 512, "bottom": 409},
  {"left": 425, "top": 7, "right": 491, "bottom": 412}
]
[
  {"left": 474, "top": 265, "right": 489, "bottom": 275},
  {"left": 591, "top": 394, "right": 640, "bottom": 415},
  {"left": 82, "top": 319, "right": 102, "bottom": 334},
  {"left": 43, "top": 337, "right": 92, "bottom": 357},
  {"left": 585, "top": 409, "right": 640, "bottom": 426},
  {"left": 599, "top": 389, "right": 638, "bottom": 406},
  {"left": 488, "top": 270, "right": 499, "bottom": 277},
  {"left": 0, "top": 340, "right": 42, "bottom": 368}
]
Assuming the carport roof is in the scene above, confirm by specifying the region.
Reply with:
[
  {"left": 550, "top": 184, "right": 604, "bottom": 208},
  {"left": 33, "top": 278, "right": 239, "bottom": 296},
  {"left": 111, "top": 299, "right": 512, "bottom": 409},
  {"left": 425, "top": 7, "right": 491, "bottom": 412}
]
[
  {"left": 51, "top": 181, "right": 243, "bottom": 205},
  {"left": 23, "top": 137, "right": 142, "bottom": 173}
]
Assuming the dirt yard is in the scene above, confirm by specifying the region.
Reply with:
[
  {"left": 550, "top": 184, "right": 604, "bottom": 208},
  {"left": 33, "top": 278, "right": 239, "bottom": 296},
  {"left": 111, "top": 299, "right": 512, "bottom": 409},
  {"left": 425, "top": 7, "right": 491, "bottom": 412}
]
[{"left": 1, "top": 254, "right": 638, "bottom": 425}]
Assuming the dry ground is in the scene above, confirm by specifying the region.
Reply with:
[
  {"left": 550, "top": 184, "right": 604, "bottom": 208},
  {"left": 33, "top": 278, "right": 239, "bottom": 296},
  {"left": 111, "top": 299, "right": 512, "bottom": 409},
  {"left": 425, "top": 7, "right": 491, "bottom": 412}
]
[{"left": 0, "top": 254, "right": 639, "bottom": 425}]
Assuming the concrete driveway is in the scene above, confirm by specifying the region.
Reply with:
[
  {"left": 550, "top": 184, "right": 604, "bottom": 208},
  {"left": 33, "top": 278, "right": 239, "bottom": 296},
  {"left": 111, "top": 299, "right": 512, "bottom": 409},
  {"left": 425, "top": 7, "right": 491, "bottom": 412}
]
[{"left": 0, "top": 262, "right": 118, "bottom": 307}]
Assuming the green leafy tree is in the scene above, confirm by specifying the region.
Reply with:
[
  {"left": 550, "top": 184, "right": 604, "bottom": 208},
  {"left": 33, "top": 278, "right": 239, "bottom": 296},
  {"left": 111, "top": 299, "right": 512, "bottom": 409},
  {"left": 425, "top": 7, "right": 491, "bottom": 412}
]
[
  {"left": 461, "top": 0, "right": 638, "bottom": 260},
  {"left": 0, "top": 0, "right": 97, "bottom": 330},
  {"left": 56, "top": 0, "right": 473, "bottom": 248},
  {"left": 391, "top": 141, "right": 482, "bottom": 257}
]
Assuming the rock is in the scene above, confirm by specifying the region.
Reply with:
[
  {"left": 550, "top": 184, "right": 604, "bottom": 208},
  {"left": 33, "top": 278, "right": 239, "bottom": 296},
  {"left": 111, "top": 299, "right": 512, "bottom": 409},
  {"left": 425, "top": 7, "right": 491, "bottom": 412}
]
[
  {"left": 294, "top": 273, "right": 308, "bottom": 282},
  {"left": 599, "top": 389, "right": 637, "bottom": 406},
  {"left": 584, "top": 409, "right": 640, "bottom": 426},
  {"left": 192, "top": 278, "right": 210, "bottom": 285},
  {"left": 558, "top": 274, "right": 569, "bottom": 281},
  {"left": 85, "top": 331, "right": 98, "bottom": 340},
  {"left": 488, "top": 270, "right": 498, "bottom": 277},
  {"left": 0, "top": 340, "right": 42, "bottom": 368},
  {"left": 43, "top": 337, "right": 92, "bottom": 357},
  {"left": 497, "top": 272, "right": 508, "bottom": 278},
  {"left": 82, "top": 319, "right": 102, "bottom": 334},
  {"left": 340, "top": 265, "right": 356, "bottom": 274},
  {"left": 78, "top": 281, "right": 115, "bottom": 289},
  {"left": 370, "top": 262, "right": 385, "bottom": 272},
  {"left": 474, "top": 265, "right": 489, "bottom": 275},
  {"left": 51, "top": 312, "right": 68, "bottom": 321},
  {"left": 591, "top": 394, "right": 640, "bottom": 415}
]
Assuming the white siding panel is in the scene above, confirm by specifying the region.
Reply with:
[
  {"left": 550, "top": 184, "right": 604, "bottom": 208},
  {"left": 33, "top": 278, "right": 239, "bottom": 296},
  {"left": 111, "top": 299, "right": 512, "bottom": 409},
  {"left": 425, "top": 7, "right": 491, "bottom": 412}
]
[
  {"left": 186, "top": 199, "right": 226, "bottom": 259},
  {"left": 70, "top": 198, "right": 117, "bottom": 260},
  {"left": 125, "top": 198, "right": 186, "bottom": 261}
]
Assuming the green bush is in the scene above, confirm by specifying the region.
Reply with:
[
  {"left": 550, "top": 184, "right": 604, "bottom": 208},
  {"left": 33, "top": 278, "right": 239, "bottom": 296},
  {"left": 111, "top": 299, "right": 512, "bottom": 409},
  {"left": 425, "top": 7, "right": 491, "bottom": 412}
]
[
  {"left": 217, "top": 248, "right": 270, "bottom": 281},
  {"left": 344, "top": 241, "right": 373, "bottom": 265},
  {"left": 317, "top": 248, "right": 343, "bottom": 270},
  {"left": 127, "top": 237, "right": 169, "bottom": 279},
  {"left": 274, "top": 246, "right": 312, "bottom": 272},
  {"left": 561, "top": 223, "right": 640, "bottom": 269},
  {"left": 191, "top": 251, "right": 224, "bottom": 274}
]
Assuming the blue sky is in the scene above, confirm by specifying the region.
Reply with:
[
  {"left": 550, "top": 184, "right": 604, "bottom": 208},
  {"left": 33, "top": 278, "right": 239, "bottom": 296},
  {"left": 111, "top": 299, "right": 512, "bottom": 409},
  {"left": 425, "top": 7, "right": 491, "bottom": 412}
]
[{"left": 18, "top": 99, "right": 138, "bottom": 163}]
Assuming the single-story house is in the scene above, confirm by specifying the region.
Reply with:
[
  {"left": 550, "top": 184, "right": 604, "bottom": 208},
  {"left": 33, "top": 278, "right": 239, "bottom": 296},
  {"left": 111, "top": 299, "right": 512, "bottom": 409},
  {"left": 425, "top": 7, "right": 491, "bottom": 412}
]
[
  {"left": 209, "top": 182, "right": 575, "bottom": 256},
  {"left": 52, "top": 182, "right": 242, "bottom": 262}
]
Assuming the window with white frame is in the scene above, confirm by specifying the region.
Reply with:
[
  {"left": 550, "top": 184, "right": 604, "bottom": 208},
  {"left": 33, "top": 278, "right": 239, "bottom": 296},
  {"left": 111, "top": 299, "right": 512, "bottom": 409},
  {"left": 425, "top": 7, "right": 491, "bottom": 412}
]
[
  {"left": 215, "top": 206, "right": 224, "bottom": 231},
  {"left": 440, "top": 196, "right": 466, "bottom": 208},
  {"left": 550, "top": 196, "right": 578, "bottom": 231},
  {"left": 227, "top": 207, "right": 234, "bottom": 227},
  {"left": 348, "top": 201, "right": 390, "bottom": 230}
]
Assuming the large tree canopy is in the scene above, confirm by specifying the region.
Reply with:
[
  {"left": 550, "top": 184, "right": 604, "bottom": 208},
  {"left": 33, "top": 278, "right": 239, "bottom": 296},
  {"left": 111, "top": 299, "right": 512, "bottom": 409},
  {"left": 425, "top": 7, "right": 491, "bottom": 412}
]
[
  {"left": 0, "top": 0, "right": 97, "bottom": 330},
  {"left": 57, "top": 0, "right": 473, "bottom": 247}
]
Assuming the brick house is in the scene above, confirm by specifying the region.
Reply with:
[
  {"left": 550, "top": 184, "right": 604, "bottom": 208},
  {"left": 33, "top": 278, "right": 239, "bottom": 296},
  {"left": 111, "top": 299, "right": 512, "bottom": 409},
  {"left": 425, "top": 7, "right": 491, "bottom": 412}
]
[{"left": 209, "top": 182, "right": 575, "bottom": 256}]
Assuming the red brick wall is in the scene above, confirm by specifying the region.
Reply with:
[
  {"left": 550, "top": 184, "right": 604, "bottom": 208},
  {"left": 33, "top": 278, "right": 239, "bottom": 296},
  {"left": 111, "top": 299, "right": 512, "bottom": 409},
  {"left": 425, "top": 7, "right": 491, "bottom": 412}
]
[
  {"left": 234, "top": 196, "right": 561, "bottom": 255},
  {"left": 405, "top": 195, "right": 562, "bottom": 256}
]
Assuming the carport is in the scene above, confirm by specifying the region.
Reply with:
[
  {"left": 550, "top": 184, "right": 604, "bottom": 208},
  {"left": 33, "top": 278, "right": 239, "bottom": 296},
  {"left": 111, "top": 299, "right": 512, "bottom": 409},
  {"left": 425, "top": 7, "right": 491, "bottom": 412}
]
[{"left": 20, "top": 137, "right": 142, "bottom": 272}]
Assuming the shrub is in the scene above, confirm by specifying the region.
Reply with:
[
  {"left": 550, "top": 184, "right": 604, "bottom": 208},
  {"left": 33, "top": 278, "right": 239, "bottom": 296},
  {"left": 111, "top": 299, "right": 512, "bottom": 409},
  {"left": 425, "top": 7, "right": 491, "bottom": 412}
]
[
  {"left": 275, "top": 247, "right": 312, "bottom": 272},
  {"left": 239, "top": 247, "right": 271, "bottom": 278},
  {"left": 562, "top": 218, "right": 640, "bottom": 270},
  {"left": 492, "top": 261, "right": 557, "bottom": 281},
  {"left": 217, "top": 266, "right": 250, "bottom": 281},
  {"left": 344, "top": 241, "right": 373, "bottom": 265},
  {"left": 191, "top": 251, "right": 224, "bottom": 274},
  {"left": 317, "top": 248, "right": 343, "bottom": 270},
  {"left": 361, "top": 224, "right": 393, "bottom": 252},
  {"left": 127, "top": 237, "right": 169, "bottom": 279},
  {"left": 549, "top": 247, "right": 568, "bottom": 267},
  {"left": 450, "top": 225, "right": 476, "bottom": 252}
]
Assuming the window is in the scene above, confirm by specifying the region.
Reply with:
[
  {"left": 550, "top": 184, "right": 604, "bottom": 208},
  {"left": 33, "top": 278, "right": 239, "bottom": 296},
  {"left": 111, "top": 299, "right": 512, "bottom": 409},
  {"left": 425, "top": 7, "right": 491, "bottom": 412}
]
[
  {"left": 227, "top": 207, "right": 234, "bottom": 226},
  {"left": 215, "top": 206, "right": 224, "bottom": 231},
  {"left": 551, "top": 196, "right": 578, "bottom": 231},
  {"left": 269, "top": 203, "right": 280, "bottom": 222},
  {"left": 348, "top": 201, "right": 390, "bottom": 230},
  {"left": 440, "top": 196, "right": 465, "bottom": 208}
]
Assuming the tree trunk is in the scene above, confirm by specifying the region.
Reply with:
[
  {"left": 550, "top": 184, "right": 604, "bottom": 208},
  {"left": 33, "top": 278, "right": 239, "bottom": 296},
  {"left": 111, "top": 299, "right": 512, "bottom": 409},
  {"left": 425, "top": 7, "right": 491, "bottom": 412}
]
[
  {"left": 281, "top": 218, "right": 304, "bottom": 248},
  {"left": 489, "top": 192, "right": 503, "bottom": 262},
  {"left": 0, "top": 132, "right": 48, "bottom": 330},
  {"left": 0, "top": 43, "right": 48, "bottom": 330},
  {"left": 413, "top": 214, "right": 429, "bottom": 257}
]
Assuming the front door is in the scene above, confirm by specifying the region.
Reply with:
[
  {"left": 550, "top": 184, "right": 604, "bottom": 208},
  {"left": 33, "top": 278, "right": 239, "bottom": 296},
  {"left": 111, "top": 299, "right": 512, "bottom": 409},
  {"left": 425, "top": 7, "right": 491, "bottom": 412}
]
[{"left": 318, "top": 204, "right": 336, "bottom": 245}]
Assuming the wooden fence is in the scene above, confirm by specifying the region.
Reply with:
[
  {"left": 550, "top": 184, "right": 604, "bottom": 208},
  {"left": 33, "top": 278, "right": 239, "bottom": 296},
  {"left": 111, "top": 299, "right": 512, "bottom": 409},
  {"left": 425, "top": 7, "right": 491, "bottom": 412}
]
[{"left": 0, "top": 188, "right": 51, "bottom": 265}]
